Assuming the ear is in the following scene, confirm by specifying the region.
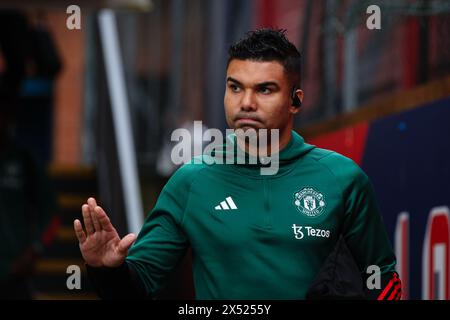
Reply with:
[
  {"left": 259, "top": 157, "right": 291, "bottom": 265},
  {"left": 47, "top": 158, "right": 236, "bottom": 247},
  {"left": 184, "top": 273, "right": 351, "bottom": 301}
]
[{"left": 289, "top": 89, "right": 304, "bottom": 114}]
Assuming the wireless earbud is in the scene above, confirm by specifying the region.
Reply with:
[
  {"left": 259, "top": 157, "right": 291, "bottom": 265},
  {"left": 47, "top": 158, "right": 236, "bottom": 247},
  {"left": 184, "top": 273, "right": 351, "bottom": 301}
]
[{"left": 291, "top": 86, "right": 302, "bottom": 107}]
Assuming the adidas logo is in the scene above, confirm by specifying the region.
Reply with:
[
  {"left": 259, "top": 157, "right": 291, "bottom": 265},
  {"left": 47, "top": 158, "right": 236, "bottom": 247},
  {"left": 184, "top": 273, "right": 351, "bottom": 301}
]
[{"left": 214, "top": 196, "right": 238, "bottom": 210}]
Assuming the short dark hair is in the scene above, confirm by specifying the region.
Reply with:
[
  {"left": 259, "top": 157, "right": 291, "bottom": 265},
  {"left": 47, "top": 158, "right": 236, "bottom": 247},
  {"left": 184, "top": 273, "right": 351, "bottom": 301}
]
[{"left": 227, "top": 28, "right": 302, "bottom": 87}]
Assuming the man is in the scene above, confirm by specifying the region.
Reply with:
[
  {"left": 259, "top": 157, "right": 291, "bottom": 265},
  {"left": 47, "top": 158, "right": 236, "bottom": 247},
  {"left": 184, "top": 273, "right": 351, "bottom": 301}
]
[{"left": 75, "top": 28, "right": 401, "bottom": 300}]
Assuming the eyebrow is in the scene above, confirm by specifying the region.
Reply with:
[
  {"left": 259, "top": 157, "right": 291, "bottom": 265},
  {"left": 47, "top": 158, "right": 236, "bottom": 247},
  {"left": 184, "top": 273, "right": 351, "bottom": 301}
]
[
  {"left": 226, "top": 77, "right": 242, "bottom": 85},
  {"left": 226, "top": 77, "right": 280, "bottom": 89}
]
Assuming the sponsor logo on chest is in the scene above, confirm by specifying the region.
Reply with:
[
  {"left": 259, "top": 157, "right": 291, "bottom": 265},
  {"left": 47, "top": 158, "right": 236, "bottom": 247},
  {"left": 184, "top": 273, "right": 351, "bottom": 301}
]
[{"left": 292, "top": 224, "right": 331, "bottom": 240}]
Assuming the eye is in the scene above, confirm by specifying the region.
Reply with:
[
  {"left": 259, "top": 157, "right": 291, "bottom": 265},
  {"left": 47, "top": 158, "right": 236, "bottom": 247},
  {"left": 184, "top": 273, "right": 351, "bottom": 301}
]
[
  {"left": 258, "top": 87, "right": 272, "bottom": 95},
  {"left": 228, "top": 84, "right": 241, "bottom": 93}
]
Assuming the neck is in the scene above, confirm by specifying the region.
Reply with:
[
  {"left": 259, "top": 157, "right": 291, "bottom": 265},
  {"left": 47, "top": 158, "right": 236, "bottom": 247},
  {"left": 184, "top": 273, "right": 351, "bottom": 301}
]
[{"left": 236, "top": 126, "right": 292, "bottom": 157}]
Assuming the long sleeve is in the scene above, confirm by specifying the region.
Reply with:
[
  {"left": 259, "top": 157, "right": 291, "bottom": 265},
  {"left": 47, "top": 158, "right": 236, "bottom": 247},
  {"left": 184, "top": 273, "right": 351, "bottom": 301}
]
[
  {"left": 342, "top": 178, "right": 400, "bottom": 299},
  {"left": 319, "top": 152, "right": 401, "bottom": 300},
  {"left": 86, "top": 262, "right": 147, "bottom": 299},
  {"left": 125, "top": 162, "right": 202, "bottom": 297},
  {"left": 86, "top": 162, "right": 201, "bottom": 299},
  {"left": 341, "top": 167, "right": 401, "bottom": 299}
]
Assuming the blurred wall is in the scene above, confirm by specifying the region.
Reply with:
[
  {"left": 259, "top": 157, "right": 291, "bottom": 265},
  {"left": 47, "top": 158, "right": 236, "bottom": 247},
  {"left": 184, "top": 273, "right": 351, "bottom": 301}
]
[{"left": 46, "top": 11, "right": 84, "bottom": 165}]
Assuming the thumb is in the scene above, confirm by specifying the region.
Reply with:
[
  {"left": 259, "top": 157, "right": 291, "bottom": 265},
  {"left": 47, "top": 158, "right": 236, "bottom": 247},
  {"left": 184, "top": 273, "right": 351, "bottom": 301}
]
[{"left": 118, "top": 233, "right": 136, "bottom": 254}]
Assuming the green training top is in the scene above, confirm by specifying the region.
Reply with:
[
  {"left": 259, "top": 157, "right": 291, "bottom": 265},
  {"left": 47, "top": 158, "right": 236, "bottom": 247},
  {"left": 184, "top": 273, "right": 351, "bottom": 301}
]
[{"left": 126, "top": 131, "right": 396, "bottom": 299}]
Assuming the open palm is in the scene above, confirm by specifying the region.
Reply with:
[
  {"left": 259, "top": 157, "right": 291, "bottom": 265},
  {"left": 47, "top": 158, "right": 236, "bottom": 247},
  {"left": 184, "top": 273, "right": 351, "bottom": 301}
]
[{"left": 74, "top": 198, "right": 136, "bottom": 267}]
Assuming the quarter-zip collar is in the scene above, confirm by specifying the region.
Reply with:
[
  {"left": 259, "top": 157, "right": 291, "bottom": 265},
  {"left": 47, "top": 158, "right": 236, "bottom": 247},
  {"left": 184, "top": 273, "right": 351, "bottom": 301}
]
[{"left": 208, "top": 130, "right": 315, "bottom": 178}]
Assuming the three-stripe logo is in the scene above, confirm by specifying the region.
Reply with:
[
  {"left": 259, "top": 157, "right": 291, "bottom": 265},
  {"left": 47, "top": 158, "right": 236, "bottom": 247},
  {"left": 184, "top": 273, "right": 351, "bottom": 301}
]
[{"left": 214, "top": 196, "right": 238, "bottom": 210}]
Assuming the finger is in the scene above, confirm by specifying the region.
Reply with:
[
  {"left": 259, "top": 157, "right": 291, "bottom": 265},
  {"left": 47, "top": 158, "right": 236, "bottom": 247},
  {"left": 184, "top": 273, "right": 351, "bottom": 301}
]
[
  {"left": 118, "top": 233, "right": 136, "bottom": 254},
  {"left": 74, "top": 219, "right": 87, "bottom": 244},
  {"left": 91, "top": 207, "right": 102, "bottom": 232},
  {"left": 81, "top": 204, "right": 94, "bottom": 235},
  {"left": 87, "top": 197, "right": 98, "bottom": 208},
  {"left": 95, "top": 206, "right": 115, "bottom": 232},
  {"left": 87, "top": 198, "right": 102, "bottom": 232}
]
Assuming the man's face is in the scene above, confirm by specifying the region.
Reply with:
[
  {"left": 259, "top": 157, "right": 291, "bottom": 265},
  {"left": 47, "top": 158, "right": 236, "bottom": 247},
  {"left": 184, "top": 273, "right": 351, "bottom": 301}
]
[{"left": 224, "top": 59, "right": 301, "bottom": 132}]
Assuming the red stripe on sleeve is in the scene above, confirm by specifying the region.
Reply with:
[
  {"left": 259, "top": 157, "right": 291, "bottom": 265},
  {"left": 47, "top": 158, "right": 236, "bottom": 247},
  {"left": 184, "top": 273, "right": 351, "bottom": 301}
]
[
  {"left": 387, "top": 283, "right": 402, "bottom": 300},
  {"left": 377, "top": 273, "right": 400, "bottom": 300}
]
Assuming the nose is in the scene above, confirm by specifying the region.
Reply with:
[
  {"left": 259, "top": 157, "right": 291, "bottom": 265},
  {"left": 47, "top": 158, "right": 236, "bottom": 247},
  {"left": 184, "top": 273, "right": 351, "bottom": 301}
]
[{"left": 240, "top": 90, "right": 257, "bottom": 112}]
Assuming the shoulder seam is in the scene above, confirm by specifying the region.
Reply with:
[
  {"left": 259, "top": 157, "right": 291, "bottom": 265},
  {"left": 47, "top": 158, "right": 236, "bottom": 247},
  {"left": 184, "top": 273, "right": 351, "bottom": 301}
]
[
  {"left": 313, "top": 148, "right": 335, "bottom": 161},
  {"left": 312, "top": 152, "right": 346, "bottom": 207},
  {"left": 313, "top": 152, "right": 370, "bottom": 214}
]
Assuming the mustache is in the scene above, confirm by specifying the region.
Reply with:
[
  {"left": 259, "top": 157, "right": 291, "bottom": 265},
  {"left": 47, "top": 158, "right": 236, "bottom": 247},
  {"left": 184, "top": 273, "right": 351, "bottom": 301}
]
[{"left": 233, "top": 113, "right": 262, "bottom": 122}]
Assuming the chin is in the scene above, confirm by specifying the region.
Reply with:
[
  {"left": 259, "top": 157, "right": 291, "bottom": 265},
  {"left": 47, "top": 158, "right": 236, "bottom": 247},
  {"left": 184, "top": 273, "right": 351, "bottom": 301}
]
[
  {"left": 234, "top": 127, "right": 267, "bottom": 141},
  {"left": 235, "top": 125, "right": 264, "bottom": 133},
  {"left": 238, "top": 125, "right": 259, "bottom": 130}
]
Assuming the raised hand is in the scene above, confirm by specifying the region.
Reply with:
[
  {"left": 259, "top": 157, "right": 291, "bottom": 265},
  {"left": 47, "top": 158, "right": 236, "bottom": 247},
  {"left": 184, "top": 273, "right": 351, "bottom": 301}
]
[{"left": 74, "top": 198, "right": 136, "bottom": 267}]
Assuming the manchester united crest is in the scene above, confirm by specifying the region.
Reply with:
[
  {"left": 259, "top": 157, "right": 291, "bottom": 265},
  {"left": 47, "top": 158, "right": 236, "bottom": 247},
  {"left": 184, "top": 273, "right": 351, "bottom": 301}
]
[{"left": 293, "top": 187, "right": 326, "bottom": 217}]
